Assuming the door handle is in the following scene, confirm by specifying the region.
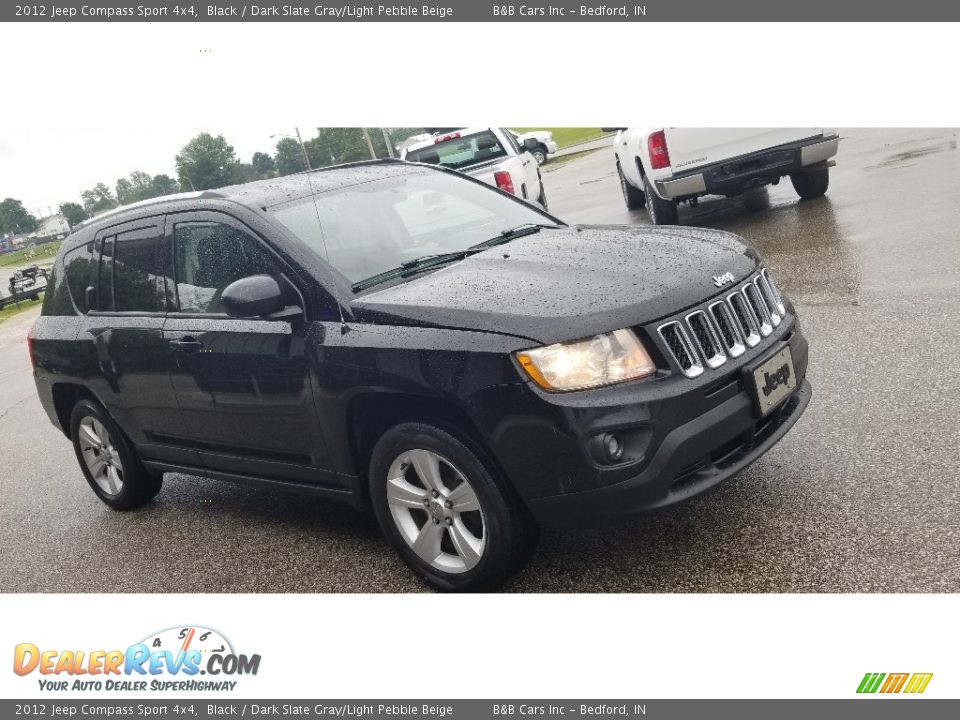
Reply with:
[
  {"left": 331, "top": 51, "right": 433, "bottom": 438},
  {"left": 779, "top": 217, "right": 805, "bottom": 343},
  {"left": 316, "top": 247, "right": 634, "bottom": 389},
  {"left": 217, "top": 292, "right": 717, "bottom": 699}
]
[{"left": 169, "top": 337, "right": 203, "bottom": 352}]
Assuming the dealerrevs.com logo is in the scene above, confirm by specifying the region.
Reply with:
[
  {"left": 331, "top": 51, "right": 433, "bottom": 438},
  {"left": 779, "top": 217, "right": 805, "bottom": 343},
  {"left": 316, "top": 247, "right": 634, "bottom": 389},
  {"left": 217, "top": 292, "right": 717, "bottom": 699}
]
[{"left": 13, "top": 626, "right": 261, "bottom": 692}]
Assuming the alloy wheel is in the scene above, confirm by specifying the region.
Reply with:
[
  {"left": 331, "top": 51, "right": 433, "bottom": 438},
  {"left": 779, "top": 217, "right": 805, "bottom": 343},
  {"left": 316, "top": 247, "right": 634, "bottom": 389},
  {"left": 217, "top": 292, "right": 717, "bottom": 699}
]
[
  {"left": 77, "top": 416, "right": 124, "bottom": 496},
  {"left": 385, "top": 449, "right": 486, "bottom": 574}
]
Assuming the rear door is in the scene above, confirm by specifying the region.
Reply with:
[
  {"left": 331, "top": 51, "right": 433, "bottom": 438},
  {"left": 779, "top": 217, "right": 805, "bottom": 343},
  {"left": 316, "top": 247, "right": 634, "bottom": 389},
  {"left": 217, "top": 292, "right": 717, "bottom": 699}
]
[
  {"left": 161, "top": 210, "right": 336, "bottom": 485},
  {"left": 663, "top": 128, "right": 824, "bottom": 172},
  {"left": 78, "top": 217, "right": 197, "bottom": 466}
]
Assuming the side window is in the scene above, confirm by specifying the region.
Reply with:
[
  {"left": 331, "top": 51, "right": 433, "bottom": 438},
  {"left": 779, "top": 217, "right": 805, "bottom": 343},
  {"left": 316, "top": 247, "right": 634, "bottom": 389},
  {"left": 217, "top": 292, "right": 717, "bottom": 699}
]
[
  {"left": 112, "top": 227, "right": 163, "bottom": 312},
  {"left": 173, "top": 221, "right": 291, "bottom": 315},
  {"left": 63, "top": 241, "right": 97, "bottom": 313}
]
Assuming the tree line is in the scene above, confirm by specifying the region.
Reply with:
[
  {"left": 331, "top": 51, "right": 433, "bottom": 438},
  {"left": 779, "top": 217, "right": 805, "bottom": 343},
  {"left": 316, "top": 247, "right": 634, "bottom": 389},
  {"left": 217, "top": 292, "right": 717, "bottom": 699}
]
[{"left": 1, "top": 127, "right": 421, "bottom": 238}]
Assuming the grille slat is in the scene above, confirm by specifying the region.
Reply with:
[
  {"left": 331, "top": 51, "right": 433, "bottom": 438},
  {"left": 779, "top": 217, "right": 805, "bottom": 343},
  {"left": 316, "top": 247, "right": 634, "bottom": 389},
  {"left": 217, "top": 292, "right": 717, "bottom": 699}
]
[
  {"left": 742, "top": 283, "right": 773, "bottom": 337},
  {"left": 760, "top": 268, "right": 786, "bottom": 316},
  {"left": 657, "top": 321, "right": 703, "bottom": 378},
  {"left": 756, "top": 274, "right": 782, "bottom": 326},
  {"left": 686, "top": 311, "right": 726, "bottom": 369},
  {"left": 657, "top": 267, "right": 787, "bottom": 378},
  {"left": 728, "top": 291, "right": 762, "bottom": 347},
  {"left": 709, "top": 301, "right": 746, "bottom": 358}
]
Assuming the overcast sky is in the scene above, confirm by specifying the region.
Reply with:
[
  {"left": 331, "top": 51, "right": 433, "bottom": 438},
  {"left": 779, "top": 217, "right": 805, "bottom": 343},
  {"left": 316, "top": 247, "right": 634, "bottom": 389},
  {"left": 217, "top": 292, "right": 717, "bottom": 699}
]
[{"left": 0, "top": 125, "right": 305, "bottom": 218}]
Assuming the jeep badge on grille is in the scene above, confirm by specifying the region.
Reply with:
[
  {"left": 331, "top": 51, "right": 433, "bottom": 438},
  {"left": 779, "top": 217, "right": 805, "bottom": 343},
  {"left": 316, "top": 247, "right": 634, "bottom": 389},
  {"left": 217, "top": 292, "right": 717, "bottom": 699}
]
[{"left": 713, "top": 271, "right": 736, "bottom": 287}]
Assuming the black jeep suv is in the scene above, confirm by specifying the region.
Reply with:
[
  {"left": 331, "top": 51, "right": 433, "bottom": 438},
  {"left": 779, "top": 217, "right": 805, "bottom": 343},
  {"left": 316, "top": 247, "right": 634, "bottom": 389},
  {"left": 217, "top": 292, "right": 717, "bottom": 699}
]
[{"left": 29, "top": 160, "right": 810, "bottom": 591}]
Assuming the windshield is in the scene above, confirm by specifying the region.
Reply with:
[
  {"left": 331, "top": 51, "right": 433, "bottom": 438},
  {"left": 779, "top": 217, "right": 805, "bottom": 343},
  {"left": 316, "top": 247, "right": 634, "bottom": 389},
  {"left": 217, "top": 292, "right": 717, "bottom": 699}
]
[
  {"left": 404, "top": 130, "right": 508, "bottom": 170},
  {"left": 271, "top": 169, "right": 555, "bottom": 286}
]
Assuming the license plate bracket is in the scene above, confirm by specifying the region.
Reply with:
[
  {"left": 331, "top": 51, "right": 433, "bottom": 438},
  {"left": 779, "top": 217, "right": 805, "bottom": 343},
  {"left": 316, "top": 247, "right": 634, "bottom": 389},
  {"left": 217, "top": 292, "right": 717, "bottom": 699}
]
[{"left": 744, "top": 344, "right": 797, "bottom": 417}]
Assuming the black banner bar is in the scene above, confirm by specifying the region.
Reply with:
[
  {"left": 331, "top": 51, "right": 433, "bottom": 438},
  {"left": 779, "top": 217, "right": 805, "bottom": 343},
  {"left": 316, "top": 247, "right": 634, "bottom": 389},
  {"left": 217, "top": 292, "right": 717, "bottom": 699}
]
[
  {"left": 2, "top": 700, "right": 957, "bottom": 719},
  {"left": 4, "top": 1, "right": 960, "bottom": 22}
]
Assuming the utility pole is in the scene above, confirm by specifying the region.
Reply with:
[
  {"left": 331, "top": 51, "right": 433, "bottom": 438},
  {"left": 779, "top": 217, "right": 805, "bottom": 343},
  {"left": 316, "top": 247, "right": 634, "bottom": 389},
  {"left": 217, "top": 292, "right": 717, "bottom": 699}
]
[
  {"left": 361, "top": 128, "right": 377, "bottom": 159},
  {"left": 381, "top": 128, "right": 395, "bottom": 158}
]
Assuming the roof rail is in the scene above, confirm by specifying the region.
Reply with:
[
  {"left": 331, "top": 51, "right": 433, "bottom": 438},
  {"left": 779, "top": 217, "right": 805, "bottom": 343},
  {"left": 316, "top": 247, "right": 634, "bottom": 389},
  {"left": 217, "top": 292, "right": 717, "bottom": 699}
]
[{"left": 73, "top": 190, "right": 205, "bottom": 231}]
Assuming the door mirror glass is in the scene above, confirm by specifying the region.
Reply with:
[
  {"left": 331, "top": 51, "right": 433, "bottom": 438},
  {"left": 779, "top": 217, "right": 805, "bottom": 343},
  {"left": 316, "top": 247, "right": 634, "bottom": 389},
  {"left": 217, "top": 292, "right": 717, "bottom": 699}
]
[
  {"left": 221, "top": 275, "right": 285, "bottom": 318},
  {"left": 522, "top": 138, "right": 539, "bottom": 151}
]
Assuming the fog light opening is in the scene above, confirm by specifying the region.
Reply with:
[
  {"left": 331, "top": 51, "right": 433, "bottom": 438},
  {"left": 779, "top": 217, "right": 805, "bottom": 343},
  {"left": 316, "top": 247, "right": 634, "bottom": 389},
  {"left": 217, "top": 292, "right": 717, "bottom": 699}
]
[
  {"left": 605, "top": 433, "right": 624, "bottom": 462},
  {"left": 590, "top": 431, "right": 626, "bottom": 465}
]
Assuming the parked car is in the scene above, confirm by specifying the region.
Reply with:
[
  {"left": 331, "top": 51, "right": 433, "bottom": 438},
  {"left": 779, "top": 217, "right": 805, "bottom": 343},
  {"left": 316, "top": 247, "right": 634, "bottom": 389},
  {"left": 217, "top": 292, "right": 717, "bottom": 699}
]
[
  {"left": 508, "top": 130, "right": 559, "bottom": 165},
  {"left": 607, "top": 128, "right": 840, "bottom": 224},
  {"left": 401, "top": 127, "right": 548, "bottom": 209},
  {"left": 30, "top": 160, "right": 810, "bottom": 591}
]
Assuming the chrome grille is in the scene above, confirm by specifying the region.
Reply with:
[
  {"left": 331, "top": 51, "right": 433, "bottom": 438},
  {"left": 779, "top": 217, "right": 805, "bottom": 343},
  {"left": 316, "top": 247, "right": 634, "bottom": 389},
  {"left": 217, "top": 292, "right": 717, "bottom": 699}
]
[{"left": 657, "top": 267, "right": 788, "bottom": 378}]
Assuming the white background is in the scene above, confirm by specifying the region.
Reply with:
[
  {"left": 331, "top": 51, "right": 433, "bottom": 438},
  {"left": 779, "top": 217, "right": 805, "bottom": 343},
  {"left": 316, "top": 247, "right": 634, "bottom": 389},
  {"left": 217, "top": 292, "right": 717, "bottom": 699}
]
[{"left": 1, "top": 21, "right": 958, "bottom": 701}]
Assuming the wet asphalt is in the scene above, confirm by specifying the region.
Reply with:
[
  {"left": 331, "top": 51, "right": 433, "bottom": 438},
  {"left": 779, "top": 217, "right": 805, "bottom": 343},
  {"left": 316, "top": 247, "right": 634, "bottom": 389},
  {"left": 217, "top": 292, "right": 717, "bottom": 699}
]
[{"left": 1, "top": 128, "right": 958, "bottom": 593}]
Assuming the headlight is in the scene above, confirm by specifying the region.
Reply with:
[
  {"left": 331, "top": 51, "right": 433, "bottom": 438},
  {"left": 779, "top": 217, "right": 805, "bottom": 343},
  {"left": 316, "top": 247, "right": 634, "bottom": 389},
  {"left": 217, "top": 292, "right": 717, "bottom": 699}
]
[{"left": 516, "top": 329, "right": 656, "bottom": 392}]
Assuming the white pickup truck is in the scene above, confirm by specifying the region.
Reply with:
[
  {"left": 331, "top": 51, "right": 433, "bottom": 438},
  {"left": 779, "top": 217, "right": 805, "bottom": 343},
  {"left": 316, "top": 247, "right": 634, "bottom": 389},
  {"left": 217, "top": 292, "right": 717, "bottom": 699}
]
[
  {"left": 401, "top": 127, "right": 548, "bottom": 209},
  {"left": 607, "top": 128, "right": 841, "bottom": 224}
]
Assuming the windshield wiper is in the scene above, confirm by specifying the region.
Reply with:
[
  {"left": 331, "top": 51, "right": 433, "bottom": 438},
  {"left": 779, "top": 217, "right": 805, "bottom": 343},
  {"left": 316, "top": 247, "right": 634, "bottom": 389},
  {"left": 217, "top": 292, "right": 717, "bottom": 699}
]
[
  {"left": 351, "top": 223, "right": 564, "bottom": 293},
  {"left": 352, "top": 249, "right": 482, "bottom": 292},
  {"left": 469, "top": 222, "right": 563, "bottom": 251}
]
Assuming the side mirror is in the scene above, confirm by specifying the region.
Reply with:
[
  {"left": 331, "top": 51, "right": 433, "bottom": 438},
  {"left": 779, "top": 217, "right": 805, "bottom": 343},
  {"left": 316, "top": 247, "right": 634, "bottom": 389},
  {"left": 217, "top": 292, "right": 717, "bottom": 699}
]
[
  {"left": 522, "top": 138, "right": 539, "bottom": 151},
  {"left": 221, "top": 274, "right": 287, "bottom": 318}
]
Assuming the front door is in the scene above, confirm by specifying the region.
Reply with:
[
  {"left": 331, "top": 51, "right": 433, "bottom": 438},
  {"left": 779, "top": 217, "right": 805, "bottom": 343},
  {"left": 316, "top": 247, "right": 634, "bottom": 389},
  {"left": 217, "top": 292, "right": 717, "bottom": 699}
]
[{"left": 161, "top": 211, "right": 335, "bottom": 485}]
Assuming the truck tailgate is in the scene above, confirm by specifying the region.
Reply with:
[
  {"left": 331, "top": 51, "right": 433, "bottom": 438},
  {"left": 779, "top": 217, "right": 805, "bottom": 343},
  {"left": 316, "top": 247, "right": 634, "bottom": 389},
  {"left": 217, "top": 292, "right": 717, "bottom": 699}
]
[{"left": 665, "top": 128, "right": 824, "bottom": 172}]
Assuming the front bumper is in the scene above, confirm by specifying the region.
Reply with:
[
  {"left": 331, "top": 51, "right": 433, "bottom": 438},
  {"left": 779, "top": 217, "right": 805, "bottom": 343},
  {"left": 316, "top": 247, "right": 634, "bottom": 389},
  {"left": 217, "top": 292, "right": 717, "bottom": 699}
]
[
  {"left": 655, "top": 135, "right": 840, "bottom": 200},
  {"left": 545, "top": 140, "right": 559, "bottom": 155},
  {"left": 470, "top": 319, "right": 810, "bottom": 528},
  {"left": 527, "top": 379, "right": 811, "bottom": 527}
]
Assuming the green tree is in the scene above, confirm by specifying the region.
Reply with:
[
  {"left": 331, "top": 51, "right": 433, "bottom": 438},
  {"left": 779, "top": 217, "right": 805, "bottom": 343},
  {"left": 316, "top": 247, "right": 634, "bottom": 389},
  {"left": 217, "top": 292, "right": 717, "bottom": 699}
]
[
  {"left": 274, "top": 137, "right": 307, "bottom": 176},
  {"left": 251, "top": 151, "right": 276, "bottom": 179},
  {"left": 59, "top": 201, "right": 88, "bottom": 227},
  {"left": 0, "top": 198, "right": 38, "bottom": 235},
  {"left": 304, "top": 128, "right": 422, "bottom": 167},
  {"left": 115, "top": 171, "right": 181, "bottom": 204},
  {"left": 116, "top": 170, "right": 157, "bottom": 205},
  {"left": 80, "top": 183, "right": 118, "bottom": 215},
  {"left": 175, "top": 133, "right": 239, "bottom": 190},
  {"left": 229, "top": 163, "right": 258, "bottom": 185},
  {"left": 151, "top": 174, "right": 180, "bottom": 197}
]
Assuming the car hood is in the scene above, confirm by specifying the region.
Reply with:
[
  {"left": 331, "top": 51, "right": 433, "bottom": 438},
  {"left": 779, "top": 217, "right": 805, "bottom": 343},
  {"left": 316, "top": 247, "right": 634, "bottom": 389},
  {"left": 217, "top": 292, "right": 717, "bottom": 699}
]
[{"left": 350, "top": 225, "right": 760, "bottom": 345}]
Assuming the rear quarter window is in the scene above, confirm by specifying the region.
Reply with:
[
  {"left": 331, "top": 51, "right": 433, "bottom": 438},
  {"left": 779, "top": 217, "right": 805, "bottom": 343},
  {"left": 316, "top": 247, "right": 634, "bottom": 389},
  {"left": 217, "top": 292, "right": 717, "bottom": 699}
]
[
  {"left": 61, "top": 241, "right": 98, "bottom": 313},
  {"left": 39, "top": 261, "right": 75, "bottom": 316}
]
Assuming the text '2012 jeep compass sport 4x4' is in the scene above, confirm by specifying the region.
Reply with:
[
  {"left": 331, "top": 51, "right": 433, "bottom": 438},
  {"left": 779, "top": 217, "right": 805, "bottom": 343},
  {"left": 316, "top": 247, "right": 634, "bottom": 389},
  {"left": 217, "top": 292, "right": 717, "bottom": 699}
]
[{"left": 30, "top": 160, "right": 811, "bottom": 591}]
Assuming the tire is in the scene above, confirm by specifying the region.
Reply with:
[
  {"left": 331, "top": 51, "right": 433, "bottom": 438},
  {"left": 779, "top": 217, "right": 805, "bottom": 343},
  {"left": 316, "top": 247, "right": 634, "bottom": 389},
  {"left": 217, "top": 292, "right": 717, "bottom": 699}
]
[
  {"left": 617, "top": 161, "right": 646, "bottom": 210},
  {"left": 369, "top": 422, "right": 539, "bottom": 592},
  {"left": 531, "top": 146, "right": 548, "bottom": 166},
  {"left": 790, "top": 168, "right": 829, "bottom": 199},
  {"left": 643, "top": 174, "right": 679, "bottom": 225},
  {"left": 70, "top": 399, "right": 162, "bottom": 510}
]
